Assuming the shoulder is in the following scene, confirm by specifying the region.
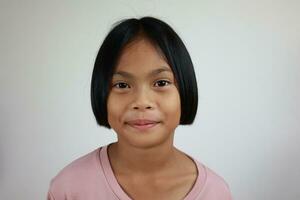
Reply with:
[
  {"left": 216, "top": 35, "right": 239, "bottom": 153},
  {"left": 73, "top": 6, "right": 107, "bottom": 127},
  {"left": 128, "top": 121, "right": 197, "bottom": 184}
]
[
  {"left": 51, "top": 147, "right": 101, "bottom": 182},
  {"left": 205, "top": 165, "right": 231, "bottom": 191},
  {"left": 194, "top": 160, "right": 233, "bottom": 200},
  {"left": 48, "top": 147, "right": 103, "bottom": 196}
]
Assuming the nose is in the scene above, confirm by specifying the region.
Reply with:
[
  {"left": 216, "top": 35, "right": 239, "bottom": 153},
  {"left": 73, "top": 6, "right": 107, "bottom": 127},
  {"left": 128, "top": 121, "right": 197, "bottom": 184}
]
[{"left": 131, "top": 87, "right": 154, "bottom": 111}]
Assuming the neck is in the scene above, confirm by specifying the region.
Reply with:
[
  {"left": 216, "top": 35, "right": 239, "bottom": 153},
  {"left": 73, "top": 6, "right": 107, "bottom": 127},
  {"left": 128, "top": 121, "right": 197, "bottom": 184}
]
[{"left": 108, "top": 137, "right": 180, "bottom": 175}]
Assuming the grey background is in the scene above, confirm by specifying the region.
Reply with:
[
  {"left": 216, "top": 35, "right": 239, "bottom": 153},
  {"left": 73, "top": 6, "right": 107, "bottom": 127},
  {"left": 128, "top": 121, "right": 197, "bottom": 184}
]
[{"left": 0, "top": 0, "right": 299, "bottom": 199}]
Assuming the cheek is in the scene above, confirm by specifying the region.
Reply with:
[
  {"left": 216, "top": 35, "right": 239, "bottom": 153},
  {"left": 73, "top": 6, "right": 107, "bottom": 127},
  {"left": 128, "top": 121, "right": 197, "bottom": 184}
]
[
  {"left": 107, "top": 94, "right": 125, "bottom": 126},
  {"left": 160, "top": 89, "right": 181, "bottom": 121}
]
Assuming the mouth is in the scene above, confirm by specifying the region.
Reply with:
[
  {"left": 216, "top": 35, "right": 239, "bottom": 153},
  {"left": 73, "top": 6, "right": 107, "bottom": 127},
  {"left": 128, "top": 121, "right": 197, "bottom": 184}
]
[{"left": 125, "top": 119, "right": 160, "bottom": 131}]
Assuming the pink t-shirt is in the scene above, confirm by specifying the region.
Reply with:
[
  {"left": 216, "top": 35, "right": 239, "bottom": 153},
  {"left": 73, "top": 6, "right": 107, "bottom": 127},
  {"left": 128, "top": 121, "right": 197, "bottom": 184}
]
[{"left": 47, "top": 144, "right": 232, "bottom": 200}]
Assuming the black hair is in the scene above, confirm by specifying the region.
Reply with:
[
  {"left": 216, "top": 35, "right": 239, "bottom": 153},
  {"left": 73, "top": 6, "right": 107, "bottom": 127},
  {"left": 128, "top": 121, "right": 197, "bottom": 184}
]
[{"left": 91, "top": 16, "right": 198, "bottom": 129}]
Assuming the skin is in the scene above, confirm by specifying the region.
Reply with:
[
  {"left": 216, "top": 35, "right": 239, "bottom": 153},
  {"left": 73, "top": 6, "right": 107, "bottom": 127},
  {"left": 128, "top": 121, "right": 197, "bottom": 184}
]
[{"left": 106, "top": 36, "right": 198, "bottom": 200}]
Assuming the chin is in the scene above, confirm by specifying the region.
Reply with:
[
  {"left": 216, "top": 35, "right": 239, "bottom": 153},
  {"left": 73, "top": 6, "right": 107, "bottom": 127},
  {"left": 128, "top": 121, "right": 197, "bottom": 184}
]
[{"left": 119, "top": 131, "right": 174, "bottom": 150}]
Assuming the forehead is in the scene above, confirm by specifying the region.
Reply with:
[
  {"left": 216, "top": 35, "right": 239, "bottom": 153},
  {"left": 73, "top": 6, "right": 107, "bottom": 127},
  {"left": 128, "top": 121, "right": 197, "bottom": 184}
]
[{"left": 114, "top": 37, "right": 171, "bottom": 73}]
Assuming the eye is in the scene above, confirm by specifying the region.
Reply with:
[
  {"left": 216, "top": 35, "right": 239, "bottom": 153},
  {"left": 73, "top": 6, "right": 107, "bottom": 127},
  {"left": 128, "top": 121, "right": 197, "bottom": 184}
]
[
  {"left": 154, "top": 80, "right": 171, "bottom": 87},
  {"left": 113, "top": 82, "right": 130, "bottom": 89}
]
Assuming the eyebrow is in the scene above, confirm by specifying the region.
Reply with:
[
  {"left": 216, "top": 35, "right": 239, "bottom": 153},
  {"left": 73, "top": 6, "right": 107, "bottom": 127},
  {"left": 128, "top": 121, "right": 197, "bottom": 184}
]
[{"left": 113, "top": 66, "right": 173, "bottom": 79}]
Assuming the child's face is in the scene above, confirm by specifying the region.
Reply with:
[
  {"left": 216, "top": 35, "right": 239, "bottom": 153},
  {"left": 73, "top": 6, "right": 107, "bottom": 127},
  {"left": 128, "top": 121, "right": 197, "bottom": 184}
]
[{"left": 107, "top": 37, "right": 181, "bottom": 148}]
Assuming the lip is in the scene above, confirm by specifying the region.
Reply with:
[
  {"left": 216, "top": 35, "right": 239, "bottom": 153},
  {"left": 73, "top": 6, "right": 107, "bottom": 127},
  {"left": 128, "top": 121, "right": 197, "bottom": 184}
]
[{"left": 126, "top": 119, "right": 160, "bottom": 131}]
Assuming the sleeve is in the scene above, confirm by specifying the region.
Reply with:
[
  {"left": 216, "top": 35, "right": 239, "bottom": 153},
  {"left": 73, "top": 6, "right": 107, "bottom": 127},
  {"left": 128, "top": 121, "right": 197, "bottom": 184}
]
[
  {"left": 47, "top": 190, "right": 55, "bottom": 200},
  {"left": 224, "top": 182, "right": 234, "bottom": 200},
  {"left": 46, "top": 179, "right": 66, "bottom": 200}
]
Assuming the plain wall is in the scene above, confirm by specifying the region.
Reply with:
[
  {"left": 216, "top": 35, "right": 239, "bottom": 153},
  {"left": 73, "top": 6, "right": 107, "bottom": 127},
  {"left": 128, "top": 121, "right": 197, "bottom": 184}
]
[{"left": 0, "top": 0, "right": 299, "bottom": 199}]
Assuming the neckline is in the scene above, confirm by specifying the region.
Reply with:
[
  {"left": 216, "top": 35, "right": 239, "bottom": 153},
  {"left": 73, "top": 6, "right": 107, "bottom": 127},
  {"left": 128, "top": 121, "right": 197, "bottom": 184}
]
[{"left": 99, "top": 143, "right": 207, "bottom": 200}]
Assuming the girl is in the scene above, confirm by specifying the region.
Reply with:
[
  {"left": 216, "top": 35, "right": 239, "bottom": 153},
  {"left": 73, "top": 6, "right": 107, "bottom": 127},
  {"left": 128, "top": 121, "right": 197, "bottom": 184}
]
[{"left": 47, "top": 16, "right": 233, "bottom": 200}]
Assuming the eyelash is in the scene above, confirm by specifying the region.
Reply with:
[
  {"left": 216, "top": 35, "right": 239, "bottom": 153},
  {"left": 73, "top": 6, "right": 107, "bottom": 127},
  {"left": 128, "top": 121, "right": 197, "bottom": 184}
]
[{"left": 112, "top": 80, "right": 171, "bottom": 89}]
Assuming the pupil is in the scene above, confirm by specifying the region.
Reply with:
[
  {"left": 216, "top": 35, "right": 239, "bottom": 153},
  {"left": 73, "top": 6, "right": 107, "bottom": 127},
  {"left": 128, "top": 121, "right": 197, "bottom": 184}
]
[
  {"left": 158, "top": 81, "right": 165, "bottom": 86},
  {"left": 119, "top": 83, "right": 127, "bottom": 88}
]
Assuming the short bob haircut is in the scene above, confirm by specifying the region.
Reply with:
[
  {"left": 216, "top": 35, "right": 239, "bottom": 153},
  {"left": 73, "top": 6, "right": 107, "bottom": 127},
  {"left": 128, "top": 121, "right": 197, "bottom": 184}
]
[{"left": 91, "top": 16, "right": 198, "bottom": 129}]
